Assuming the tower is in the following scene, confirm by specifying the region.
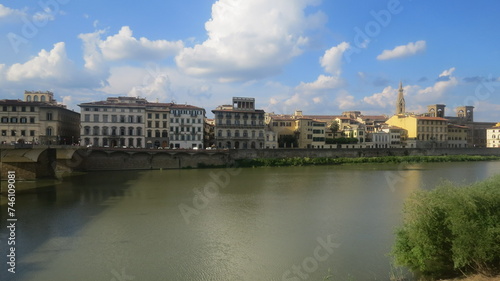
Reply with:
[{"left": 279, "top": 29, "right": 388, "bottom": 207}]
[
  {"left": 396, "top": 81, "right": 405, "bottom": 115},
  {"left": 427, "top": 104, "right": 446, "bottom": 118},
  {"left": 456, "top": 106, "right": 474, "bottom": 122}
]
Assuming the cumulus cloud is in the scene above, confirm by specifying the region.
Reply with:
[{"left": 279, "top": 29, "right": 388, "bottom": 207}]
[
  {"left": 0, "top": 4, "right": 25, "bottom": 19},
  {"left": 361, "top": 68, "right": 459, "bottom": 113},
  {"left": 376, "top": 40, "right": 426, "bottom": 61},
  {"left": 175, "top": 0, "right": 326, "bottom": 82},
  {"left": 320, "top": 42, "right": 350, "bottom": 76},
  {"left": 99, "top": 26, "right": 183, "bottom": 61},
  {"left": 5, "top": 42, "right": 106, "bottom": 88}
]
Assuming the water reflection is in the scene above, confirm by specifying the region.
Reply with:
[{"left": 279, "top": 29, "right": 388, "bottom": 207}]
[{"left": 0, "top": 161, "right": 499, "bottom": 281}]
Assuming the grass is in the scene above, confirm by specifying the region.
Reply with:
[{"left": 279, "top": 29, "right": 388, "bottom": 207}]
[{"left": 235, "top": 155, "right": 500, "bottom": 168}]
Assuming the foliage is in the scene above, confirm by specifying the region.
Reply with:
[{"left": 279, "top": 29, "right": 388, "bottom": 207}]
[
  {"left": 236, "top": 155, "right": 500, "bottom": 168},
  {"left": 392, "top": 175, "right": 500, "bottom": 279}
]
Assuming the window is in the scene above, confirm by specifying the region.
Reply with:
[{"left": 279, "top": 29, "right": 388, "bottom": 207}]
[
  {"left": 155, "top": 114, "right": 160, "bottom": 119},
  {"left": 163, "top": 121, "right": 167, "bottom": 128},
  {"left": 30, "top": 130, "right": 35, "bottom": 137},
  {"left": 34, "top": 96, "right": 39, "bottom": 102},
  {"left": 137, "top": 127, "right": 142, "bottom": 136},
  {"left": 12, "top": 106, "right": 17, "bottom": 112},
  {"left": 10, "top": 117, "right": 18, "bottom": 123},
  {"left": 41, "top": 96, "right": 46, "bottom": 102},
  {"left": 147, "top": 121, "right": 152, "bottom": 128},
  {"left": 1, "top": 117, "right": 8, "bottom": 123},
  {"left": 11, "top": 130, "right": 16, "bottom": 136},
  {"left": 30, "top": 117, "right": 35, "bottom": 123},
  {"left": 84, "top": 114, "right": 90, "bottom": 122},
  {"left": 163, "top": 114, "right": 167, "bottom": 119},
  {"left": 112, "top": 115, "right": 117, "bottom": 122},
  {"left": 103, "top": 115, "right": 108, "bottom": 122},
  {"left": 30, "top": 107, "right": 35, "bottom": 112},
  {"left": 137, "top": 116, "right": 142, "bottom": 123},
  {"left": 94, "top": 114, "right": 99, "bottom": 122},
  {"left": 84, "top": 126, "right": 90, "bottom": 135},
  {"left": 20, "top": 117, "right": 27, "bottom": 123},
  {"left": 2, "top": 106, "right": 7, "bottom": 111},
  {"left": 46, "top": 127, "right": 53, "bottom": 136},
  {"left": 129, "top": 127, "right": 134, "bottom": 135},
  {"left": 21, "top": 106, "right": 26, "bottom": 112},
  {"left": 147, "top": 130, "right": 152, "bottom": 138},
  {"left": 148, "top": 113, "right": 152, "bottom": 119},
  {"left": 1, "top": 130, "right": 6, "bottom": 136},
  {"left": 155, "top": 121, "right": 160, "bottom": 128},
  {"left": 26, "top": 95, "right": 31, "bottom": 101}
]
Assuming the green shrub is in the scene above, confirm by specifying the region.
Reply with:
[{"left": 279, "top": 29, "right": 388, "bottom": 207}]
[{"left": 392, "top": 175, "right": 500, "bottom": 279}]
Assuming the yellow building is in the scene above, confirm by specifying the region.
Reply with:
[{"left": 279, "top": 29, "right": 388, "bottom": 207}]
[
  {"left": 447, "top": 124, "right": 468, "bottom": 148},
  {"left": 386, "top": 114, "right": 448, "bottom": 148}
]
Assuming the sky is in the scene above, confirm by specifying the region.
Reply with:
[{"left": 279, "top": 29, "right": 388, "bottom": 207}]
[{"left": 1, "top": 0, "right": 500, "bottom": 121}]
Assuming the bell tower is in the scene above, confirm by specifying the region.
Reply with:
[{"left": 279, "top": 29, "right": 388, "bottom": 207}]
[
  {"left": 427, "top": 104, "right": 446, "bottom": 118},
  {"left": 396, "top": 81, "right": 406, "bottom": 115},
  {"left": 456, "top": 106, "right": 474, "bottom": 122}
]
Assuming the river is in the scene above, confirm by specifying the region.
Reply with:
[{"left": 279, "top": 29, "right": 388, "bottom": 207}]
[{"left": 1, "top": 161, "right": 500, "bottom": 281}]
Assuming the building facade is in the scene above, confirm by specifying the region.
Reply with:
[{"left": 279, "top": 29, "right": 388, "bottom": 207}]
[
  {"left": 386, "top": 115, "right": 449, "bottom": 148},
  {"left": 79, "top": 97, "right": 146, "bottom": 148},
  {"left": 486, "top": 123, "right": 500, "bottom": 148},
  {"left": 213, "top": 97, "right": 266, "bottom": 149},
  {"left": 145, "top": 103, "right": 170, "bottom": 148},
  {"left": 168, "top": 104, "right": 205, "bottom": 149},
  {"left": 1, "top": 91, "right": 80, "bottom": 145}
]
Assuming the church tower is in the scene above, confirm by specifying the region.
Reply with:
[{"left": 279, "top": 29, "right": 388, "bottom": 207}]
[{"left": 396, "top": 81, "right": 405, "bottom": 115}]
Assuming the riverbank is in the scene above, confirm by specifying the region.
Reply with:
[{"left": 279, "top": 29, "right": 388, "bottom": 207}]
[
  {"left": 441, "top": 275, "right": 500, "bottom": 281},
  {"left": 236, "top": 155, "right": 500, "bottom": 167}
]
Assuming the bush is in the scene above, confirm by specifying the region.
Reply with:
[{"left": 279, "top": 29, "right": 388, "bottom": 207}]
[{"left": 392, "top": 175, "right": 500, "bottom": 279}]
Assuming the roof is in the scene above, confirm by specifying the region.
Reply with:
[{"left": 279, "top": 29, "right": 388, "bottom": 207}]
[
  {"left": 415, "top": 116, "right": 449, "bottom": 121},
  {"left": 212, "top": 109, "right": 265, "bottom": 113}
]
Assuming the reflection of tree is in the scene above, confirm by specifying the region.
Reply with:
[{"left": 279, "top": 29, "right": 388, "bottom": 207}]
[{"left": 278, "top": 135, "right": 298, "bottom": 148}]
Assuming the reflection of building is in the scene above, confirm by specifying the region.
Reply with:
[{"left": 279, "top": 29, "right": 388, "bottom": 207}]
[
  {"left": 0, "top": 91, "right": 80, "bottom": 145},
  {"left": 487, "top": 123, "right": 500, "bottom": 148},
  {"left": 79, "top": 97, "right": 146, "bottom": 148},
  {"left": 213, "top": 97, "right": 266, "bottom": 149}
]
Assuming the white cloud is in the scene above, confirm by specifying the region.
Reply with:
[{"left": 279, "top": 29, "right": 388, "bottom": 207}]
[
  {"left": 296, "top": 75, "right": 344, "bottom": 93},
  {"left": 320, "top": 42, "right": 350, "bottom": 76},
  {"left": 376, "top": 40, "right": 426, "bottom": 61},
  {"left": 360, "top": 68, "right": 459, "bottom": 114},
  {"left": 0, "top": 4, "right": 25, "bottom": 19},
  {"left": 363, "top": 85, "right": 397, "bottom": 108},
  {"left": 5, "top": 42, "right": 106, "bottom": 88},
  {"left": 439, "top": 67, "right": 455, "bottom": 77},
  {"left": 33, "top": 8, "right": 56, "bottom": 22},
  {"left": 175, "top": 0, "right": 326, "bottom": 82},
  {"left": 99, "top": 26, "right": 184, "bottom": 61}
]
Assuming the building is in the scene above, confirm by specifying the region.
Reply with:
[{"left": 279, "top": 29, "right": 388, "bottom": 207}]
[
  {"left": 79, "top": 97, "right": 204, "bottom": 149},
  {"left": 396, "top": 81, "right": 405, "bottom": 115},
  {"left": 145, "top": 103, "right": 170, "bottom": 148},
  {"left": 486, "top": 123, "right": 500, "bottom": 148},
  {"left": 213, "top": 97, "right": 266, "bottom": 149},
  {"left": 447, "top": 124, "right": 468, "bottom": 148},
  {"left": 168, "top": 104, "right": 205, "bottom": 149},
  {"left": 79, "top": 97, "right": 147, "bottom": 148},
  {"left": 204, "top": 119, "right": 215, "bottom": 149},
  {"left": 1, "top": 91, "right": 80, "bottom": 145},
  {"left": 386, "top": 115, "right": 449, "bottom": 148}
]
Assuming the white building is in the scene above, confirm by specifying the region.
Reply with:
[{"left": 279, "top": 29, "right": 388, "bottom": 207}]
[
  {"left": 168, "top": 104, "right": 205, "bottom": 149},
  {"left": 486, "top": 123, "right": 500, "bottom": 148},
  {"left": 79, "top": 97, "right": 146, "bottom": 148}
]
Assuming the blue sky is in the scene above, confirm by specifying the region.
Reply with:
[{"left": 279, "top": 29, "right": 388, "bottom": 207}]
[{"left": 1, "top": 0, "right": 500, "bottom": 121}]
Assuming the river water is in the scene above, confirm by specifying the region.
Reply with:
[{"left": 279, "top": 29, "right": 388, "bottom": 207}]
[{"left": 1, "top": 161, "right": 500, "bottom": 281}]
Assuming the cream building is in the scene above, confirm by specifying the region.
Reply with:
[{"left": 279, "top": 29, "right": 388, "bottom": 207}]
[
  {"left": 486, "top": 123, "right": 500, "bottom": 148},
  {"left": 1, "top": 91, "right": 80, "bottom": 145},
  {"left": 213, "top": 97, "right": 266, "bottom": 149},
  {"left": 79, "top": 97, "right": 146, "bottom": 148}
]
